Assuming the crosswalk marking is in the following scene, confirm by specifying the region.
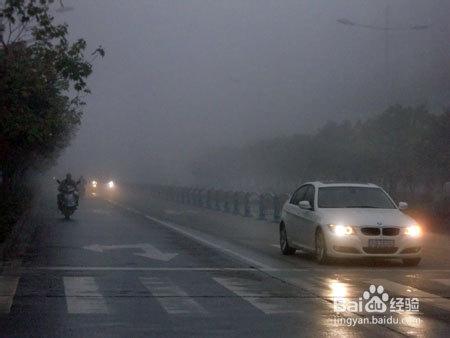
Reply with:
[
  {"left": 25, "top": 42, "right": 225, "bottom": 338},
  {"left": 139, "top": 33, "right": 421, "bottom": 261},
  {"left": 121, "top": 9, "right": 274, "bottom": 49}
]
[
  {"left": 213, "top": 277, "right": 304, "bottom": 314},
  {"left": 140, "top": 277, "right": 205, "bottom": 314},
  {"left": 2, "top": 259, "right": 23, "bottom": 275},
  {"left": 18, "top": 266, "right": 450, "bottom": 273},
  {"left": 1, "top": 273, "right": 449, "bottom": 316},
  {"left": 0, "top": 276, "right": 19, "bottom": 313},
  {"left": 63, "top": 277, "right": 108, "bottom": 314},
  {"left": 371, "top": 279, "right": 450, "bottom": 312},
  {"left": 24, "top": 266, "right": 258, "bottom": 272},
  {"left": 283, "top": 276, "right": 324, "bottom": 297},
  {"left": 432, "top": 279, "right": 450, "bottom": 287}
]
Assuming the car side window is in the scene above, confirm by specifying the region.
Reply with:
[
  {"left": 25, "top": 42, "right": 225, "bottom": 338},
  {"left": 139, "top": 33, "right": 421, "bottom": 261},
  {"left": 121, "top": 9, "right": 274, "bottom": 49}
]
[
  {"left": 290, "top": 186, "right": 307, "bottom": 205},
  {"left": 304, "top": 185, "right": 315, "bottom": 210},
  {"left": 289, "top": 190, "right": 299, "bottom": 204}
]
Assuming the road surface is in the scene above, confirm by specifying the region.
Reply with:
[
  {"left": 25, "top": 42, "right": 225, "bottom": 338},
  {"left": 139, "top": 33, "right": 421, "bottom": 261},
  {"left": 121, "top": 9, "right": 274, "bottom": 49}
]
[{"left": 0, "top": 189, "right": 449, "bottom": 337}]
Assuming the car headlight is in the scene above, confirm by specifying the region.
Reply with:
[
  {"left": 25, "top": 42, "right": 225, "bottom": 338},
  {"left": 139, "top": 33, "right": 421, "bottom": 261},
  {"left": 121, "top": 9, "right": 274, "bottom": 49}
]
[
  {"left": 328, "top": 224, "right": 355, "bottom": 236},
  {"left": 91, "top": 180, "right": 97, "bottom": 188},
  {"left": 107, "top": 180, "right": 115, "bottom": 189},
  {"left": 404, "top": 225, "right": 421, "bottom": 237}
]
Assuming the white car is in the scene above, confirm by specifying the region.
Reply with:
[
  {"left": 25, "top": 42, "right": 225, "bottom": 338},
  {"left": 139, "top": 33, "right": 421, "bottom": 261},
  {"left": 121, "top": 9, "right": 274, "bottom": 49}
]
[{"left": 280, "top": 182, "right": 422, "bottom": 266}]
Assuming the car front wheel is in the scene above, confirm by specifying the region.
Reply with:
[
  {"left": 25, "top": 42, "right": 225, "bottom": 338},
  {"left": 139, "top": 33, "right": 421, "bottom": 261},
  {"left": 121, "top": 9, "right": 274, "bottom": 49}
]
[
  {"left": 280, "top": 223, "right": 296, "bottom": 255},
  {"left": 315, "top": 229, "right": 330, "bottom": 264}
]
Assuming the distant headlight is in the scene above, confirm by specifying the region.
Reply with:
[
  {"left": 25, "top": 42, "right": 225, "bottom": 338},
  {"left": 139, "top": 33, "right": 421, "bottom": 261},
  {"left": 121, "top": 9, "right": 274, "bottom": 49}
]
[
  {"left": 328, "top": 224, "right": 355, "bottom": 236},
  {"left": 91, "top": 180, "right": 97, "bottom": 188},
  {"left": 107, "top": 180, "right": 115, "bottom": 189},
  {"left": 405, "top": 225, "right": 421, "bottom": 237}
]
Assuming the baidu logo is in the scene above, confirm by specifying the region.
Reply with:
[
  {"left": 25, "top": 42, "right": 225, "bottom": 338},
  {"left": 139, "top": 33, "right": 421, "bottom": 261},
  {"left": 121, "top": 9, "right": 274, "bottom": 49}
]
[
  {"left": 333, "top": 284, "right": 419, "bottom": 314},
  {"left": 363, "top": 285, "right": 389, "bottom": 313}
]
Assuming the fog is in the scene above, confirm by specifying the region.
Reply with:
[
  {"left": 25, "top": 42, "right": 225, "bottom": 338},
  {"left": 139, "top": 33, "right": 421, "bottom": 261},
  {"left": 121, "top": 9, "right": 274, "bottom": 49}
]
[{"left": 54, "top": 0, "right": 450, "bottom": 184}]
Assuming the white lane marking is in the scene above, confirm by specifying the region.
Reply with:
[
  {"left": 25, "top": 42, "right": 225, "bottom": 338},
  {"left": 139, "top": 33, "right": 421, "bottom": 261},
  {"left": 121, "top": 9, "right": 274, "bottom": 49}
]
[
  {"left": 24, "top": 266, "right": 258, "bottom": 272},
  {"left": 107, "top": 199, "right": 272, "bottom": 270},
  {"left": 213, "top": 277, "right": 304, "bottom": 314},
  {"left": 143, "top": 214, "right": 273, "bottom": 270},
  {"left": 164, "top": 209, "right": 198, "bottom": 215},
  {"left": 140, "top": 277, "right": 205, "bottom": 314},
  {"left": 108, "top": 201, "right": 450, "bottom": 274},
  {"left": 83, "top": 243, "right": 178, "bottom": 262},
  {"left": 432, "top": 279, "right": 450, "bottom": 287},
  {"left": 63, "top": 277, "right": 108, "bottom": 314},
  {"left": 371, "top": 279, "right": 450, "bottom": 312},
  {"left": 0, "top": 276, "right": 19, "bottom": 313}
]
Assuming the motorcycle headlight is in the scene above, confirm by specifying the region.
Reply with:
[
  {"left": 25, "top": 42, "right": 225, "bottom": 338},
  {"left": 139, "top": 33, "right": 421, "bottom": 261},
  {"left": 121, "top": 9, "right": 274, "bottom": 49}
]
[
  {"left": 328, "top": 224, "right": 355, "bottom": 236},
  {"left": 404, "top": 225, "right": 421, "bottom": 237}
]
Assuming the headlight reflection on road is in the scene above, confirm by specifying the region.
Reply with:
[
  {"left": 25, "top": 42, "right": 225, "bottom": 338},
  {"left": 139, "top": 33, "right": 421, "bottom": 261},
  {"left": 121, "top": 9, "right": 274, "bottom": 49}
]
[{"left": 329, "top": 279, "right": 348, "bottom": 299}]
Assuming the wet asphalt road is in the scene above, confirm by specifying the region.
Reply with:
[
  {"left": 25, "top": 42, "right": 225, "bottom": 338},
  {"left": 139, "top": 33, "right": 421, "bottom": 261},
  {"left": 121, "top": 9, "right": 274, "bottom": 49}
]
[{"left": 0, "top": 192, "right": 449, "bottom": 337}]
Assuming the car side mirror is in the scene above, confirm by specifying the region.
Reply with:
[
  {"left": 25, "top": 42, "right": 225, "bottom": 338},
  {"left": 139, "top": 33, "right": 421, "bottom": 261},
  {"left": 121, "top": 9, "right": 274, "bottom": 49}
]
[
  {"left": 398, "top": 202, "right": 408, "bottom": 210},
  {"left": 299, "top": 200, "right": 312, "bottom": 210}
]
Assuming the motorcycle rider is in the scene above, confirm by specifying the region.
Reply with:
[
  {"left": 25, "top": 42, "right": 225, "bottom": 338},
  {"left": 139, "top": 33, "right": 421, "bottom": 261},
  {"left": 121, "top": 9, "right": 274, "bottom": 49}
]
[{"left": 57, "top": 173, "right": 80, "bottom": 209}]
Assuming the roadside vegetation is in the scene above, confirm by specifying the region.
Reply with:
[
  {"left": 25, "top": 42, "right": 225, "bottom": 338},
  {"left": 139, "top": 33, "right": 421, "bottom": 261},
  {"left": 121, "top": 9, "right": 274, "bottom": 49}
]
[
  {"left": 0, "top": 0, "right": 103, "bottom": 241},
  {"left": 192, "top": 104, "right": 450, "bottom": 223}
]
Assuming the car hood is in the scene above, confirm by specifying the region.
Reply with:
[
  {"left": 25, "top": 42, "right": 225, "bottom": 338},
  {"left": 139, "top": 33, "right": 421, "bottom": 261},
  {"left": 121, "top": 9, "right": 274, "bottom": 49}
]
[{"left": 318, "top": 208, "right": 416, "bottom": 227}]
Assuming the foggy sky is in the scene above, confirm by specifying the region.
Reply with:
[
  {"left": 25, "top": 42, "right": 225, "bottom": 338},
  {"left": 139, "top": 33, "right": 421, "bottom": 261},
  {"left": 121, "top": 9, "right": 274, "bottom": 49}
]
[{"left": 54, "top": 0, "right": 450, "bottom": 183}]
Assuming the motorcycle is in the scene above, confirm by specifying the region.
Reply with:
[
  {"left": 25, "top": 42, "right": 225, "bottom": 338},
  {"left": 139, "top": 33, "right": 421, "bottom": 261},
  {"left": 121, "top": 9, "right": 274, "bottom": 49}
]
[{"left": 57, "top": 181, "right": 78, "bottom": 220}]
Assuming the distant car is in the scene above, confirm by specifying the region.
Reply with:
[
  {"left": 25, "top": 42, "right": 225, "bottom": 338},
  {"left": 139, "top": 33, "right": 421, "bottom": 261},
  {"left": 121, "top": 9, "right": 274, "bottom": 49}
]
[
  {"left": 280, "top": 182, "right": 422, "bottom": 266},
  {"left": 87, "top": 178, "right": 116, "bottom": 196}
]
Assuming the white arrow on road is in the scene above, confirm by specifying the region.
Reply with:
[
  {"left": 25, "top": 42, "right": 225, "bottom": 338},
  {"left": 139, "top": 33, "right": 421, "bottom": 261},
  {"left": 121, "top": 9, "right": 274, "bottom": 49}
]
[{"left": 83, "top": 243, "right": 178, "bottom": 262}]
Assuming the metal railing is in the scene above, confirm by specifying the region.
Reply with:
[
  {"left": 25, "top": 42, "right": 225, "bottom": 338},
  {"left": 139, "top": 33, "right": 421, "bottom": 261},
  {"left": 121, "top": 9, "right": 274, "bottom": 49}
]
[{"left": 148, "top": 185, "right": 289, "bottom": 222}]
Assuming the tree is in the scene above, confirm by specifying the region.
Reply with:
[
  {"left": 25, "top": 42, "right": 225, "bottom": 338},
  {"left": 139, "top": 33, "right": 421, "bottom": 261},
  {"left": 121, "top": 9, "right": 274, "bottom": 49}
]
[
  {"left": 0, "top": 0, "right": 104, "bottom": 185},
  {"left": 418, "top": 109, "right": 450, "bottom": 188},
  {"left": 189, "top": 104, "right": 448, "bottom": 199},
  {"left": 358, "top": 104, "right": 432, "bottom": 197}
]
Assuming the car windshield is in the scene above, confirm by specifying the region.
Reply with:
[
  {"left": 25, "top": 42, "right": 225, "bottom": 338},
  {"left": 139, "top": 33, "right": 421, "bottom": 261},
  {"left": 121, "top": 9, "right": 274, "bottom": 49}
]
[{"left": 318, "top": 187, "right": 396, "bottom": 209}]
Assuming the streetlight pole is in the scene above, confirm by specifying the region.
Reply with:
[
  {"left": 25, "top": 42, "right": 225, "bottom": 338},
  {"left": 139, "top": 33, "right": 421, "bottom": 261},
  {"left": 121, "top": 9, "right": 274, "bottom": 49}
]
[{"left": 338, "top": 5, "right": 429, "bottom": 107}]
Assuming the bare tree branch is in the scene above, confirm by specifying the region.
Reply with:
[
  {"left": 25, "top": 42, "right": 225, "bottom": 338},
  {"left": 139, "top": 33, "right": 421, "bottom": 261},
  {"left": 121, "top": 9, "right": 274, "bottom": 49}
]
[{"left": 11, "top": 21, "right": 29, "bottom": 43}]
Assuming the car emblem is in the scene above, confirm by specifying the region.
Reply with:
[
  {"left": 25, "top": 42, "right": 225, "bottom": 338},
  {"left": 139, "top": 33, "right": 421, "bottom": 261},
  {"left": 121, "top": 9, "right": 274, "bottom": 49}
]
[{"left": 377, "top": 221, "right": 382, "bottom": 225}]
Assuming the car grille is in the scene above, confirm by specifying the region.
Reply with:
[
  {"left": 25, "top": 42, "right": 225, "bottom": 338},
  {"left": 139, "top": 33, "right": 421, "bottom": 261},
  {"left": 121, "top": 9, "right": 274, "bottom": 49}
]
[
  {"left": 361, "top": 227, "right": 381, "bottom": 236},
  {"left": 363, "top": 247, "right": 398, "bottom": 254},
  {"left": 382, "top": 227, "right": 400, "bottom": 236},
  {"left": 360, "top": 227, "right": 400, "bottom": 236}
]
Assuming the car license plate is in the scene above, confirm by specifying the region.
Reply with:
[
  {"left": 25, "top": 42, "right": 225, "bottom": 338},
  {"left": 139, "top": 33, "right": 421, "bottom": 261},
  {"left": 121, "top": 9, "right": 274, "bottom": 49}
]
[{"left": 368, "top": 239, "right": 395, "bottom": 248}]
